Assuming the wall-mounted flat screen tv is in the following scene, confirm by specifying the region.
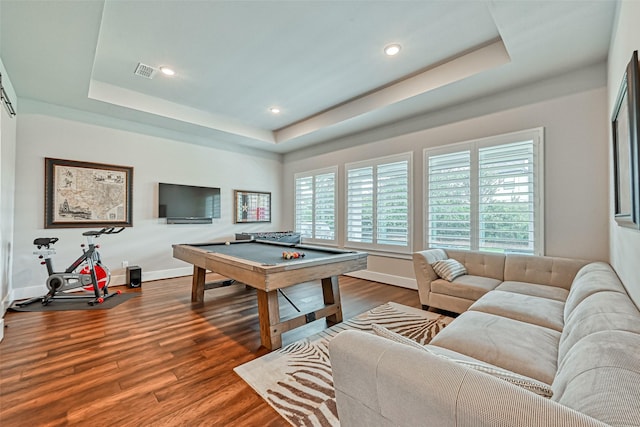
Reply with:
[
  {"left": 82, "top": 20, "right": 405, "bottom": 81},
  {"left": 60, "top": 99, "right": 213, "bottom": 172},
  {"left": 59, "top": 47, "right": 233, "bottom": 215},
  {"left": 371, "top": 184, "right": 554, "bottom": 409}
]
[{"left": 159, "top": 183, "right": 221, "bottom": 224}]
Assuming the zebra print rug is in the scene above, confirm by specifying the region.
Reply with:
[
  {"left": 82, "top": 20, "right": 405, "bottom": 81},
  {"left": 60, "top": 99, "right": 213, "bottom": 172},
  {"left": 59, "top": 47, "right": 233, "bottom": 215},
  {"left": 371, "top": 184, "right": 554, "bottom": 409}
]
[{"left": 234, "top": 302, "right": 453, "bottom": 426}]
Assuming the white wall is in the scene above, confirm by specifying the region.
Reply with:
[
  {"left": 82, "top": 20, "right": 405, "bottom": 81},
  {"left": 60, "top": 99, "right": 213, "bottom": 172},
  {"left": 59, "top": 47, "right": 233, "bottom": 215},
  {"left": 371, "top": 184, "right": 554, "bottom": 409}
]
[
  {"left": 283, "top": 83, "right": 610, "bottom": 288},
  {"left": 1, "top": 57, "right": 17, "bottom": 341},
  {"left": 607, "top": 0, "right": 640, "bottom": 306},
  {"left": 11, "top": 107, "right": 283, "bottom": 300}
]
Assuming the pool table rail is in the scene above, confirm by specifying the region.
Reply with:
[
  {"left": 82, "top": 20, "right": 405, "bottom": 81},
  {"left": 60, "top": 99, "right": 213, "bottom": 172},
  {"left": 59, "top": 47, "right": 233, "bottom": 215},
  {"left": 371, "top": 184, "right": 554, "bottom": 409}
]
[{"left": 172, "top": 243, "right": 367, "bottom": 292}]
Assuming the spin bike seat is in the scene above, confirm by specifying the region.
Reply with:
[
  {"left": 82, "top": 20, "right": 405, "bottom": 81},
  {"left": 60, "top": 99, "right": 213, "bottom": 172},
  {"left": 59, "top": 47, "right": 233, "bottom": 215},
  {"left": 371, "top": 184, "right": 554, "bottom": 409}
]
[{"left": 33, "top": 237, "right": 59, "bottom": 248}]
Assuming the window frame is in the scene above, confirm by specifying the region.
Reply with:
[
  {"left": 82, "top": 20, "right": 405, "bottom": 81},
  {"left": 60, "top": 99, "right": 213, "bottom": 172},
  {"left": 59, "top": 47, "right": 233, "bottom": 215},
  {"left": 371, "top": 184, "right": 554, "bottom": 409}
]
[
  {"left": 345, "top": 152, "right": 413, "bottom": 254},
  {"left": 293, "top": 166, "right": 338, "bottom": 245},
  {"left": 423, "top": 128, "right": 545, "bottom": 255}
]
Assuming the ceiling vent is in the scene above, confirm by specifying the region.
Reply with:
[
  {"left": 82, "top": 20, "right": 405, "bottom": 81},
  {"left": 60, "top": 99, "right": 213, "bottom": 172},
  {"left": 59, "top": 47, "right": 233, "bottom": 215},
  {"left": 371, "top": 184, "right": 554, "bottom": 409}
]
[{"left": 134, "top": 63, "right": 157, "bottom": 79}]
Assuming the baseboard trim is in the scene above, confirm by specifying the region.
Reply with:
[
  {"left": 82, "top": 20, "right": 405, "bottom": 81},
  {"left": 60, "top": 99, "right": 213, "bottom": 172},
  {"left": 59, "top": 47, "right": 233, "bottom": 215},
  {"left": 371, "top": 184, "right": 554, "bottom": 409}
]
[
  {"left": 1, "top": 293, "right": 10, "bottom": 341},
  {"left": 111, "top": 267, "right": 194, "bottom": 285},
  {"left": 346, "top": 270, "right": 417, "bottom": 290},
  {"left": 140, "top": 267, "right": 193, "bottom": 282},
  {"left": 10, "top": 285, "right": 47, "bottom": 302},
  {"left": 8, "top": 267, "right": 414, "bottom": 303},
  {"left": 1, "top": 292, "right": 10, "bottom": 314}
]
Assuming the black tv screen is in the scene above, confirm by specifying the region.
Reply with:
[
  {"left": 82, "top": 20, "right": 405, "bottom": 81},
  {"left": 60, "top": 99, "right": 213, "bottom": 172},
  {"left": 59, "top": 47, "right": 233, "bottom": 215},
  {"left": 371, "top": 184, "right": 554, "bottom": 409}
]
[{"left": 159, "top": 183, "right": 221, "bottom": 223}]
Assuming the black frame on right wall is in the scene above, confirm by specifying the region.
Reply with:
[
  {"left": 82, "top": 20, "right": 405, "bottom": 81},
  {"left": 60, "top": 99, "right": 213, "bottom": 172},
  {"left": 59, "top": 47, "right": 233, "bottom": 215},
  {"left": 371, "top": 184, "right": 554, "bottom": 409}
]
[{"left": 611, "top": 50, "right": 640, "bottom": 229}]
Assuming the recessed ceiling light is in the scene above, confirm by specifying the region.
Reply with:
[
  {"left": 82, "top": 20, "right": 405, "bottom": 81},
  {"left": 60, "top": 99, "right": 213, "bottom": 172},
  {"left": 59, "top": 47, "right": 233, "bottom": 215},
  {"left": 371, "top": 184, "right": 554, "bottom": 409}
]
[
  {"left": 270, "top": 107, "right": 281, "bottom": 114},
  {"left": 159, "top": 66, "right": 175, "bottom": 76},
  {"left": 384, "top": 44, "right": 402, "bottom": 56}
]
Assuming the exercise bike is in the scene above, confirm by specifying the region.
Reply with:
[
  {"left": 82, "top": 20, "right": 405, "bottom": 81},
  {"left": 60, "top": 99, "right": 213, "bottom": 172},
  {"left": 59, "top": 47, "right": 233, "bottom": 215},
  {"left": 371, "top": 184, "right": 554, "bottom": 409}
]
[{"left": 17, "top": 227, "right": 125, "bottom": 307}]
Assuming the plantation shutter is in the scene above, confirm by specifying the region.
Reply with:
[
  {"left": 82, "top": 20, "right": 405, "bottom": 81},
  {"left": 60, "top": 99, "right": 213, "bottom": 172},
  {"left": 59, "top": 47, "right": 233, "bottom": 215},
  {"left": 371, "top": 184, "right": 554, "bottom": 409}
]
[
  {"left": 346, "top": 154, "right": 411, "bottom": 250},
  {"left": 478, "top": 140, "right": 535, "bottom": 254},
  {"left": 425, "top": 128, "right": 543, "bottom": 255},
  {"left": 376, "top": 160, "right": 409, "bottom": 246},
  {"left": 294, "top": 169, "right": 336, "bottom": 242},
  {"left": 427, "top": 151, "right": 471, "bottom": 250},
  {"left": 346, "top": 166, "right": 374, "bottom": 243},
  {"left": 295, "top": 176, "right": 313, "bottom": 238},
  {"left": 314, "top": 172, "right": 335, "bottom": 240}
]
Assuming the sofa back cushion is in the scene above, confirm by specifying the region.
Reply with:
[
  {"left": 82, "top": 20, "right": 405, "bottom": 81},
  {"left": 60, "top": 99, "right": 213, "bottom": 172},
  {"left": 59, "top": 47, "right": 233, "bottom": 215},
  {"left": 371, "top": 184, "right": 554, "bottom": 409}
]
[
  {"left": 554, "top": 263, "right": 640, "bottom": 425},
  {"left": 446, "top": 250, "right": 505, "bottom": 281},
  {"left": 552, "top": 331, "right": 640, "bottom": 426},
  {"left": 563, "top": 262, "right": 628, "bottom": 318},
  {"left": 503, "top": 255, "right": 588, "bottom": 290},
  {"left": 559, "top": 290, "right": 640, "bottom": 364}
]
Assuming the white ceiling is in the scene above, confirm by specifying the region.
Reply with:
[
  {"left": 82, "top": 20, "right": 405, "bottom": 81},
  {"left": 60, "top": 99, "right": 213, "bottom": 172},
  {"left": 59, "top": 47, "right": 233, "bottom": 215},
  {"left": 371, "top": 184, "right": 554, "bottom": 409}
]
[{"left": 0, "top": 0, "right": 617, "bottom": 154}]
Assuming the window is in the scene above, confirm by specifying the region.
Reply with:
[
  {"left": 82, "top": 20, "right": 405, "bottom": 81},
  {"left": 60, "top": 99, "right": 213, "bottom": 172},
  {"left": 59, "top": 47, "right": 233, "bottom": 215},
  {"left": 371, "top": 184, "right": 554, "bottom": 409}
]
[
  {"left": 346, "top": 153, "right": 411, "bottom": 251},
  {"left": 427, "top": 151, "right": 471, "bottom": 249},
  {"left": 294, "top": 167, "right": 337, "bottom": 243},
  {"left": 425, "top": 129, "right": 544, "bottom": 255}
]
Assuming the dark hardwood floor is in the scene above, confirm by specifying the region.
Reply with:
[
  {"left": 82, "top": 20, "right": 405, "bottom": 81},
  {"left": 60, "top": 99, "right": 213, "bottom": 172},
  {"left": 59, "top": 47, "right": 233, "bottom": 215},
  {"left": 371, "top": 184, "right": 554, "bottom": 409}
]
[{"left": 0, "top": 274, "right": 421, "bottom": 426}]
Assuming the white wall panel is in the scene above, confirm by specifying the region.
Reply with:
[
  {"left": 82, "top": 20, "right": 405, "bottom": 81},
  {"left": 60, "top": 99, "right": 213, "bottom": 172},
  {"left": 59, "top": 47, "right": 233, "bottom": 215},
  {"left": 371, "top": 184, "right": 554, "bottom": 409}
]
[{"left": 12, "top": 111, "right": 282, "bottom": 299}]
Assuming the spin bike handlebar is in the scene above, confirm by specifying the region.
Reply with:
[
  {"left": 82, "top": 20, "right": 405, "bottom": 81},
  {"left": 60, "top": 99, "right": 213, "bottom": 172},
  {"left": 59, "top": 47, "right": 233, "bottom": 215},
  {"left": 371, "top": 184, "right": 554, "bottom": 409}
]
[
  {"left": 81, "top": 227, "right": 125, "bottom": 237},
  {"left": 34, "top": 228, "right": 124, "bottom": 249}
]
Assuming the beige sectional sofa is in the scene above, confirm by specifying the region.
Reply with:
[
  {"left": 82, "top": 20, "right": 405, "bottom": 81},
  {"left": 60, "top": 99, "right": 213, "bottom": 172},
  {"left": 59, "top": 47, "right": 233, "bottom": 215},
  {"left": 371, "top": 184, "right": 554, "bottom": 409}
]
[
  {"left": 412, "top": 249, "right": 589, "bottom": 314},
  {"left": 329, "top": 250, "right": 640, "bottom": 426}
]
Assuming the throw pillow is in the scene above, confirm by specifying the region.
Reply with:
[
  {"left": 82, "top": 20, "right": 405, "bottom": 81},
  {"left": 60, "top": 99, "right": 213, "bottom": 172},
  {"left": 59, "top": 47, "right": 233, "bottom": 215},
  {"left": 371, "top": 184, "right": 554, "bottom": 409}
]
[
  {"left": 371, "top": 324, "right": 553, "bottom": 398},
  {"left": 432, "top": 259, "right": 467, "bottom": 281}
]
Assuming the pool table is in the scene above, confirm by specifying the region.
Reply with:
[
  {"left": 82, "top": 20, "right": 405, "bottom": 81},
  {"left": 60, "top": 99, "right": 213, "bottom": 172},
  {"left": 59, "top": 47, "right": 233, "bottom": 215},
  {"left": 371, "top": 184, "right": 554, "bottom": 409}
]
[{"left": 172, "top": 240, "right": 368, "bottom": 349}]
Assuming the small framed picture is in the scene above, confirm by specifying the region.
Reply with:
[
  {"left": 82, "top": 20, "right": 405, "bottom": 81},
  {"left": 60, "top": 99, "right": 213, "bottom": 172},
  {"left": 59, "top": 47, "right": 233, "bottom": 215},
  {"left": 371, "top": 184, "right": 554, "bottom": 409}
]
[{"left": 234, "top": 190, "right": 271, "bottom": 223}]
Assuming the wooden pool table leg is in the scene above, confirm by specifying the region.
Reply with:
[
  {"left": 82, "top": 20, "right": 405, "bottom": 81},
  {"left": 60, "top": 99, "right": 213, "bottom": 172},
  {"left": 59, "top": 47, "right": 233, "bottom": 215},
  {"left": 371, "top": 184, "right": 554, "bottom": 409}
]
[
  {"left": 322, "top": 276, "right": 343, "bottom": 325},
  {"left": 191, "top": 265, "right": 206, "bottom": 303},
  {"left": 257, "top": 289, "right": 281, "bottom": 350}
]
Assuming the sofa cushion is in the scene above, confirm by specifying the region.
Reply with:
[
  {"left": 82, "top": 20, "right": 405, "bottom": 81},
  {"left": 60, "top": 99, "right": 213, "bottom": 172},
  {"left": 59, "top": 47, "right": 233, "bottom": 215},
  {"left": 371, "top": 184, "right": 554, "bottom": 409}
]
[
  {"left": 430, "top": 311, "right": 561, "bottom": 384},
  {"left": 446, "top": 249, "right": 505, "bottom": 280},
  {"left": 371, "top": 324, "right": 553, "bottom": 398},
  {"left": 572, "top": 261, "right": 618, "bottom": 282},
  {"left": 469, "top": 290, "right": 565, "bottom": 331},
  {"left": 558, "top": 291, "right": 640, "bottom": 364},
  {"left": 563, "top": 262, "right": 628, "bottom": 318},
  {"left": 503, "top": 255, "right": 588, "bottom": 290},
  {"left": 431, "top": 275, "right": 502, "bottom": 301},
  {"left": 552, "top": 331, "right": 640, "bottom": 426},
  {"left": 495, "top": 281, "right": 569, "bottom": 302}
]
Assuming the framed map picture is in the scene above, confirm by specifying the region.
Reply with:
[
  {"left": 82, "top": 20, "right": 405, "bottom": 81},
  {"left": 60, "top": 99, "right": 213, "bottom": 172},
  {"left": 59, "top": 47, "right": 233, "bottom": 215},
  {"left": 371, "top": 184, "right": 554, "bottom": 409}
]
[
  {"left": 45, "top": 158, "right": 133, "bottom": 228},
  {"left": 234, "top": 190, "right": 271, "bottom": 223}
]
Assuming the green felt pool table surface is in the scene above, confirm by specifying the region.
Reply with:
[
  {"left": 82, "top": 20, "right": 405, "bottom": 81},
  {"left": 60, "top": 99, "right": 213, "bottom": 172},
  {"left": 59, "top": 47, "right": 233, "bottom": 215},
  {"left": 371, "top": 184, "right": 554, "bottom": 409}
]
[{"left": 190, "top": 240, "right": 355, "bottom": 266}]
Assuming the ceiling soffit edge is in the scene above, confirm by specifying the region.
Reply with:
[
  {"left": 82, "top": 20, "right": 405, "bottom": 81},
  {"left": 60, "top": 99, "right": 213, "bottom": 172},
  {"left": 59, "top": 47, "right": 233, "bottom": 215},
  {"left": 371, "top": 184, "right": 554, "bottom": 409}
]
[
  {"left": 87, "top": 79, "right": 276, "bottom": 144},
  {"left": 275, "top": 38, "right": 510, "bottom": 145}
]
